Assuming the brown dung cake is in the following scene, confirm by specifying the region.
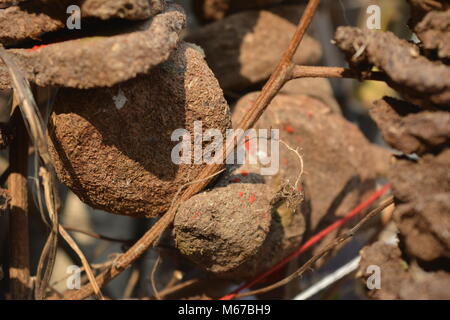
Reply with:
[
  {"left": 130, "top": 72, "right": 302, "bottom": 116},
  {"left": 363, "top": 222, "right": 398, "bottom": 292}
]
[{"left": 48, "top": 42, "right": 232, "bottom": 218}]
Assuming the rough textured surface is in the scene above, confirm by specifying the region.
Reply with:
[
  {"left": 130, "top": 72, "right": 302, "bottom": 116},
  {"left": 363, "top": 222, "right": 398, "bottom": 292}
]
[
  {"left": 407, "top": 0, "right": 450, "bottom": 28},
  {"left": 0, "top": 0, "right": 166, "bottom": 46},
  {"left": 370, "top": 97, "right": 450, "bottom": 155},
  {"left": 48, "top": 43, "right": 231, "bottom": 218},
  {"left": 334, "top": 27, "right": 450, "bottom": 109},
  {"left": 415, "top": 9, "right": 450, "bottom": 60},
  {"left": 0, "top": 123, "right": 11, "bottom": 150},
  {"left": 81, "top": 0, "right": 165, "bottom": 20},
  {"left": 358, "top": 241, "right": 450, "bottom": 300},
  {"left": 388, "top": 150, "right": 450, "bottom": 261},
  {"left": 0, "top": 3, "right": 185, "bottom": 89},
  {"left": 0, "top": 4, "right": 64, "bottom": 46},
  {"left": 174, "top": 183, "right": 305, "bottom": 279},
  {"left": 192, "top": 0, "right": 285, "bottom": 22},
  {"left": 232, "top": 93, "right": 388, "bottom": 259},
  {"left": 396, "top": 193, "right": 450, "bottom": 261},
  {"left": 280, "top": 78, "right": 341, "bottom": 114},
  {"left": 185, "top": 6, "right": 322, "bottom": 91},
  {"left": 0, "top": 187, "right": 10, "bottom": 213}
]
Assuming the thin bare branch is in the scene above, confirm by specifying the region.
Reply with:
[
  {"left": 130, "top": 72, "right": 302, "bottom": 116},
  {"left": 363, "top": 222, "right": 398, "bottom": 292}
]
[
  {"left": 7, "top": 109, "right": 31, "bottom": 299},
  {"left": 63, "top": 226, "right": 132, "bottom": 244},
  {"left": 0, "top": 46, "right": 60, "bottom": 300},
  {"left": 290, "top": 65, "right": 387, "bottom": 82},
  {"left": 58, "top": 225, "right": 104, "bottom": 300}
]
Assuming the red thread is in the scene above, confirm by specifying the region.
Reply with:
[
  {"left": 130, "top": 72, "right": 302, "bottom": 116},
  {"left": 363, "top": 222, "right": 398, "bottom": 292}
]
[{"left": 220, "top": 183, "right": 392, "bottom": 300}]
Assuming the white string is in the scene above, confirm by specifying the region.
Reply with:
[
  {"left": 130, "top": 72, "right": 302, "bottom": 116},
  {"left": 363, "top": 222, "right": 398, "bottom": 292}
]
[{"left": 294, "top": 256, "right": 361, "bottom": 300}]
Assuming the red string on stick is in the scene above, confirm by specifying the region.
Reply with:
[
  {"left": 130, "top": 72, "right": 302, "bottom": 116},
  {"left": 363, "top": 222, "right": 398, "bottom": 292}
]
[{"left": 220, "top": 183, "right": 392, "bottom": 300}]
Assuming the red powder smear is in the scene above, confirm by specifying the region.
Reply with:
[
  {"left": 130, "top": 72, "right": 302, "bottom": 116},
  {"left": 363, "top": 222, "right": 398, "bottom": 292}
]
[
  {"left": 297, "top": 186, "right": 303, "bottom": 192},
  {"left": 249, "top": 194, "right": 256, "bottom": 204},
  {"left": 230, "top": 178, "right": 241, "bottom": 183},
  {"left": 244, "top": 136, "right": 251, "bottom": 151},
  {"left": 283, "top": 124, "right": 295, "bottom": 134},
  {"left": 27, "top": 44, "right": 49, "bottom": 52},
  {"left": 282, "top": 158, "right": 289, "bottom": 166},
  {"left": 240, "top": 171, "right": 249, "bottom": 177},
  {"left": 239, "top": 192, "right": 244, "bottom": 197},
  {"left": 192, "top": 212, "right": 202, "bottom": 219}
]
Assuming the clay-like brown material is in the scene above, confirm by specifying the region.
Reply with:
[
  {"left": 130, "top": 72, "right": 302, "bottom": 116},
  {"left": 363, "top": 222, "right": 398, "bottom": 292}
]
[
  {"left": 174, "top": 183, "right": 305, "bottom": 279},
  {"left": 0, "top": 0, "right": 166, "bottom": 46},
  {"left": 185, "top": 6, "right": 322, "bottom": 91},
  {"left": 388, "top": 150, "right": 450, "bottom": 261},
  {"left": 232, "top": 92, "right": 388, "bottom": 261},
  {"left": 0, "top": 3, "right": 185, "bottom": 89},
  {"left": 48, "top": 43, "right": 231, "bottom": 218},
  {"left": 414, "top": 9, "right": 450, "bottom": 60},
  {"left": 192, "top": 0, "right": 285, "bottom": 22},
  {"left": 334, "top": 27, "right": 450, "bottom": 109},
  {"left": 358, "top": 241, "right": 450, "bottom": 300},
  {"left": 370, "top": 97, "right": 450, "bottom": 155}
]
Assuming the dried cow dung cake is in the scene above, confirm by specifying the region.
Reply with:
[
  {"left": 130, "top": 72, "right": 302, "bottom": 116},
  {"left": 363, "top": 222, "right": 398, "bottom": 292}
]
[
  {"left": 357, "top": 241, "right": 450, "bottom": 300},
  {"left": 185, "top": 6, "right": 322, "bottom": 91},
  {"left": 232, "top": 92, "right": 388, "bottom": 261},
  {"left": 388, "top": 149, "right": 450, "bottom": 261},
  {"left": 414, "top": 9, "right": 450, "bottom": 60},
  {"left": 370, "top": 97, "right": 450, "bottom": 155},
  {"left": 48, "top": 42, "right": 232, "bottom": 218},
  {"left": 334, "top": 27, "right": 450, "bottom": 109},
  {"left": 192, "top": 0, "right": 285, "bottom": 21},
  {"left": 174, "top": 183, "right": 305, "bottom": 279},
  {"left": 0, "top": 0, "right": 166, "bottom": 46},
  {"left": 0, "top": 3, "right": 185, "bottom": 89},
  {"left": 406, "top": 0, "right": 450, "bottom": 27}
]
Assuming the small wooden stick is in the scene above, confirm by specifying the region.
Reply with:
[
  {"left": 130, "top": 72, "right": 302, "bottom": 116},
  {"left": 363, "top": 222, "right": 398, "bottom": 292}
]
[
  {"left": 290, "top": 65, "right": 387, "bottom": 82},
  {"left": 8, "top": 109, "right": 32, "bottom": 299}
]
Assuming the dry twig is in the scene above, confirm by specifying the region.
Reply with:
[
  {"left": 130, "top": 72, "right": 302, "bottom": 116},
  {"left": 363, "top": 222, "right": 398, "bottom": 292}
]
[
  {"left": 58, "top": 225, "right": 104, "bottom": 300},
  {"left": 7, "top": 110, "right": 31, "bottom": 299}
]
